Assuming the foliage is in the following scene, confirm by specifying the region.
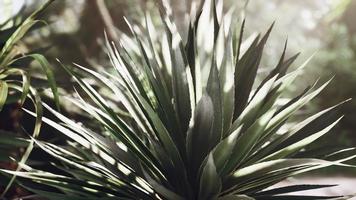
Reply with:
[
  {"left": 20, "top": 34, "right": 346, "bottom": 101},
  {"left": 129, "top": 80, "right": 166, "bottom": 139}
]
[
  {"left": 0, "top": 0, "right": 58, "bottom": 198},
  {"left": 311, "top": 1, "right": 356, "bottom": 148},
  {"left": 231, "top": 0, "right": 356, "bottom": 158},
  {"left": 1, "top": 0, "right": 355, "bottom": 199}
]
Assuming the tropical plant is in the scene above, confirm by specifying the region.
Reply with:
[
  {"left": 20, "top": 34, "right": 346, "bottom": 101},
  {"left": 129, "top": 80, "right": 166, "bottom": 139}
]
[
  {"left": 0, "top": 0, "right": 58, "bottom": 198},
  {"left": 2, "top": 0, "right": 355, "bottom": 199}
]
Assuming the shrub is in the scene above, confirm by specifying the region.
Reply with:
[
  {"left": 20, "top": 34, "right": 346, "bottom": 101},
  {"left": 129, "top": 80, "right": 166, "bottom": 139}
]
[{"left": 2, "top": 0, "right": 355, "bottom": 199}]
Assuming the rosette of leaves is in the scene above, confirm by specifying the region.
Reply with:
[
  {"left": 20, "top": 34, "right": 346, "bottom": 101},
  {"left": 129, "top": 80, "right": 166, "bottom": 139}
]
[
  {"left": 0, "top": 0, "right": 58, "bottom": 198},
  {"left": 2, "top": 0, "right": 355, "bottom": 199}
]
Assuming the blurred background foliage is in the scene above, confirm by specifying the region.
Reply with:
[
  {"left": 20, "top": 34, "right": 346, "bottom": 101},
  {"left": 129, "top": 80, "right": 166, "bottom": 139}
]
[{"left": 1, "top": 0, "right": 356, "bottom": 172}]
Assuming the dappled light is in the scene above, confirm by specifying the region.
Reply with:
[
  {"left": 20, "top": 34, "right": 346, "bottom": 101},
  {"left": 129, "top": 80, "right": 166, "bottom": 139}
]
[{"left": 1, "top": 0, "right": 356, "bottom": 199}]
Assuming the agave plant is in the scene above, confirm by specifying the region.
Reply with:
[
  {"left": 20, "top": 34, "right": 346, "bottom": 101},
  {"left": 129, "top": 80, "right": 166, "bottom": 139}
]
[
  {"left": 2, "top": 0, "right": 355, "bottom": 199},
  {"left": 0, "top": 0, "right": 58, "bottom": 197}
]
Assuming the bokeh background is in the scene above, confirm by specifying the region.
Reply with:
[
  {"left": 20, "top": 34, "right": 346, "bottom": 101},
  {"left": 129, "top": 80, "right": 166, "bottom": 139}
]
[{"left": 1, "top": 0, "right": 356, "bottom": 196}]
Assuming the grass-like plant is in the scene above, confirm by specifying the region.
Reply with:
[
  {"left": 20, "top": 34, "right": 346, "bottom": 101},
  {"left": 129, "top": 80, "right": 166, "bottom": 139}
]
[
  {"left": 2, "top": 0, "right": 355, "bottom": 199},
  {"left": 0, "top": 0, "right": 57, "bottom": 197}
]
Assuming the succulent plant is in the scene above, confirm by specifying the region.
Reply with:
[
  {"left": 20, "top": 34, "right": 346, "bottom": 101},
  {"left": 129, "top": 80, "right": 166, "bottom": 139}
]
[{"left": 2, "top": 0, "right": 355, "bottom": 199}]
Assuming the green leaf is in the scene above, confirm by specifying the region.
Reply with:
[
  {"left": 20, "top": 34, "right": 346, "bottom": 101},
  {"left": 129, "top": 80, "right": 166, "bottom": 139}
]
[
  {"left": 59, "top": 62, "right": 166, "bottom": 183},
  {"left": 216, "top": 15, "right": 236, "bottom": 137},
  {"left": 255, "top": 184, "right": 338, "bottom": 196},
  {"left": 258, "top": 100, "right": 349, "bottom": 162},
  {"left": 160, "top": 11, "right": 192, "bottom": 135},
  {"left": 254, "top": 195, "right": 347, "bottom": 200},
  {"left": 169, "top": 27, "right": 192, "bottom": 134},
  {"left": 246, "top": 99, "right": 347, "bottom": 165},
  {"left": 27, "top": 54, "right": 59, "bottom": 110},
  {"left": 136, "top": 94, "right": 191, "bottom": 194},
  {"left": 0, "top": 80, "right": 8, "bottom": 111},
  {"left": 253, "top": 40, "right": 299, "bottom": 96},
  {"left": 212, "top": 125, "right": 242, "bottom": 175},
  {"left": 221, "top": 106, "right": 276, "bottom": 176},
  {"left": 207, "top": 61, "right": 223, "bottom": 145},
  {"left": 233, "top": 23, "right": 273, "bottom": 120},
  {"left": 198, "top": 153, "right": 221, "bottom": 200},
  {"left": 262, "top": 79, "right": 332, "bottom": 141},
  {"left": 1, "top": 86, "right": 42, "bottom": 198},
  {"left": 234, "top": 19, "right": 245, "bottom": 62},
  {"left": 224, "top": 158, "right": 353, "bottom": 194},
  {"left": 219, "top": 195, "right": 255, "bottom": 200},
  {"left": 124, "top": 19, "right": 187, "bottom": 155},
  {"left": 142, "top": 169, "right": 185, "bottom": 200},
  {"left": 0, "top": 0, "right": 54, "bottom": 67},
  {"left": 196, "top": 0, "right": 220, "bottom": 88},
  {"left": 230, "top": 75, "right": 278, "bottom": 134},
  {"left": 186, "top": 94, "right": 214, "bottom": 176}
]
